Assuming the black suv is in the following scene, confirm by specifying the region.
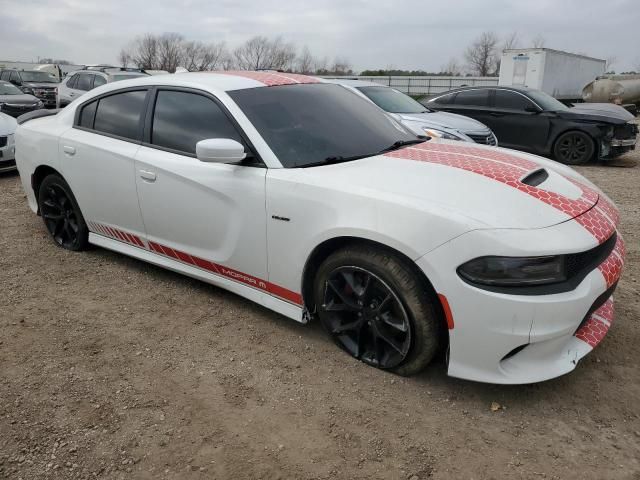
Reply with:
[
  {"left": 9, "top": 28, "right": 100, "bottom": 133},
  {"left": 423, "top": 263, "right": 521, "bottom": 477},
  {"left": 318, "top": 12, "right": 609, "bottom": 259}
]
[
  {"left": 0, "top": 70, "right": 59, "bottom": 108},
  {"left": 426, "top": 86, "right": 638, "bottom": 165}
]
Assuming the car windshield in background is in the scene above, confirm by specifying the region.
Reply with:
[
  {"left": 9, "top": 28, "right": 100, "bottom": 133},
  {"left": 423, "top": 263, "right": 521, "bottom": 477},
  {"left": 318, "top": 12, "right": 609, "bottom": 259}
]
[
  {"left": 20, "top": 71, "right": 58, "bottom": 83},
  {"left": 229, "top": 83, "right": 418, "bottom": 168},
  {"left": 0, "top": 82, "right": 23, "bottom": 95},
  {"left": 112, "top": 74, "right": 148, "bottom": 82},
  {"left": 527, "top": 90, "right": 568, "bottom": 112},
  {"left": 357, "top": 86, "right": 428, "bottom": 114}
]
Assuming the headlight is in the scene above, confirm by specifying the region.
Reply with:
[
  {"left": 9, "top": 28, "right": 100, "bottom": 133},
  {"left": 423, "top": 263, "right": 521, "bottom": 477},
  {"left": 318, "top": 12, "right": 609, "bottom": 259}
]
[
  {"left": 423, "top": 128, "right": 464, "bottom": 141},
  {"left": 458, "top": 256, "right": 566, "bottom": 287},
  {"left": 21, "top": 87, "right": 34, "bottom": 95}
]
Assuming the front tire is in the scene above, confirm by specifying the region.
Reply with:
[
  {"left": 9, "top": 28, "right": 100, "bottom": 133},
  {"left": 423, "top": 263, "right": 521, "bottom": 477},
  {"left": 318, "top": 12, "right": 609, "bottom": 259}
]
[
  {"left": 314, "top": 246, "right": 441, "bottom": 376},
  {"left": 37, "top": 174, "right": 89, "bottom": 251},
  {"left": 553, "top": 131, "right": 595, "bottom": 165}
]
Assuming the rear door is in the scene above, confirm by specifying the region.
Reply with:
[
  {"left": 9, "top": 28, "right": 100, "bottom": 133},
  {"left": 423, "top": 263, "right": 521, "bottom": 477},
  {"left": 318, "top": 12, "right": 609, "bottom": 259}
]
[
  {"left": 489, "top": 89, "right": 550, "bottom": 151},
  {"left": 134, "top": 87, "right": 269, "bottom": 286},
  {"left": 59, "top": 88, "right": 149, "bottom": 242},
  {"left": 437, "top": 89, "right": 494, "bottom": 128}
]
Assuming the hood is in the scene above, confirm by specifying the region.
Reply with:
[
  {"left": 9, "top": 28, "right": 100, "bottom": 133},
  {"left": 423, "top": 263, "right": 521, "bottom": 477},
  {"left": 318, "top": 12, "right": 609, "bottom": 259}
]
[
  {"left": 0, "top": 112, "right": 18, "bottom": 135},
  {"left": 0, "top": 94, "right": 41, "bottom": 105},
  {"left": 22, "top": 82, "right": 59, "bottom": 89},
  {"left": 556, "top": 108, "right": 627, "bottom": 125},
  {"left": 301, "top": 141, "right": 599, "bottom": 230},
  {"left": 569, "top": 103, "right": 635, "bottom": 122},
  {"left": 394, "top": 111, "right": 491, "bottom": 134}
]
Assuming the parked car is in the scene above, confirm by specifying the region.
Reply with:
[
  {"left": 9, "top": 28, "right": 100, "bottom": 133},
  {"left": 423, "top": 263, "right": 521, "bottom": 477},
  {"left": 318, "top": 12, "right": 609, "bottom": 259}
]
[
  {"left": 57, "top": 67, "right": 149, "bottom": 108},
  {"left": 0, "top": 112, "right": 17, "bottom": 172},
  {"left": 327, "top": 79, "right": 498, "bottom": 145},
  {"left": 0, "top": 80, "right": 44, "bottom": 117},
  {"left": 0, "top": 69, "right": 58, "bottom": 108},
  {"left": 15, "top": 72, "right": 624, "bottom": 384},
  {"left": 425, "top": 86, "right": 638, "bottom": 164}
]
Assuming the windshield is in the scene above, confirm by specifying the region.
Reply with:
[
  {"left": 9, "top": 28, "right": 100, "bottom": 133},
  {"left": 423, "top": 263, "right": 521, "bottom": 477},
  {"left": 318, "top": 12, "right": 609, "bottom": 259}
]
[
  {"left": 19, "top": 71, "right": 58, "bottom": 83},
  {"left": 229, "top": 83, "right": 419, "bottom": 168},
  {"left": 111, "top": 74, "right": 148, "bottom": 82},
  {"left": 357, "top": 86, "right": 429, "bottom": 114},
  {"left": 0, "top": 82, "right": 23, "bottom": 95},
  {"left": 527, "top": 90, "right": 568, "bottom": 112}
]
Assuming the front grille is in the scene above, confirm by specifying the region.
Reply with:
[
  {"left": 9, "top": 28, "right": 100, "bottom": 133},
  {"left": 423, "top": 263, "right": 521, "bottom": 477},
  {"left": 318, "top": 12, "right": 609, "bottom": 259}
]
[
  {"left": 468, "top": 133, "right": 497, "bottom": 146},
  {"left": 0, "top": 136, "right": 7, "bottom": 148},
  {"left": 614, "top": 123, "right": 638, "bottom": 139}
]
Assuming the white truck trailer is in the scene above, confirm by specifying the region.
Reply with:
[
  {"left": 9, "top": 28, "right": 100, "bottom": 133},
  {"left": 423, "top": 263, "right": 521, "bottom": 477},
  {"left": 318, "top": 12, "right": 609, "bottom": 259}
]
[{"left": 498, "top": 48, "right": 606, "bottom": 101}]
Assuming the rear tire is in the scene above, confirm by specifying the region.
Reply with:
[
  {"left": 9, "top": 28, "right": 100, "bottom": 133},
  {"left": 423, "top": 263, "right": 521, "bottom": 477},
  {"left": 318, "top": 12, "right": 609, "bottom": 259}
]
[
  {"left": 313, "top": 246, "right": 441, "bottom": 376},
  {"left": 553, "top": 131, "right": 595, "bottom": 165},
  {"left": 37, "top": 174, "right": 89, "bottom": 251}
]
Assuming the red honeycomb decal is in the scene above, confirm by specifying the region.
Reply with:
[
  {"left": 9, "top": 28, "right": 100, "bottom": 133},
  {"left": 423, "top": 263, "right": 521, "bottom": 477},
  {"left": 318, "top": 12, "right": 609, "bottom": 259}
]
[
  {"left": 575, "top": 298, "right": 614, "bottom": 348},
  {"left": 598, "top": 235, "right": 625, "bottom": 288},
  {"left": 424, "top": 143, "right": 539, "bottom": 170},
  {"left": 574, "top": 206, "right": 617, "bottom": 244},
  {"left": 215, "top": 71, "right": 319, "bottom": 86}
]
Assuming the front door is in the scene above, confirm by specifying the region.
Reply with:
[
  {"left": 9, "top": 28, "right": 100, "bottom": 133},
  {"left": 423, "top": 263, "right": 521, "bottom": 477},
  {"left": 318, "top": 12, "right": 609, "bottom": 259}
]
[{"left": 134, "top": 88, "right": 269, "bottom": 288}]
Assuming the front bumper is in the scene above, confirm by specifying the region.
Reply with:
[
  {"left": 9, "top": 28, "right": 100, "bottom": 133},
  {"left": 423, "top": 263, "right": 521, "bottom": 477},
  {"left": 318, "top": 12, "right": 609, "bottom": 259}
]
[{"left": 417, "top": 209, "right": 624, "bottom": 384}]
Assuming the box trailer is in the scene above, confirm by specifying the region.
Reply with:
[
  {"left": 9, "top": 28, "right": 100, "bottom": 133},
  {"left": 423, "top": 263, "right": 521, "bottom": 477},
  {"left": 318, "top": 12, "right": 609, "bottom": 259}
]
[{"left": 499, "top": 48, "right": 606, "bottom": 101}]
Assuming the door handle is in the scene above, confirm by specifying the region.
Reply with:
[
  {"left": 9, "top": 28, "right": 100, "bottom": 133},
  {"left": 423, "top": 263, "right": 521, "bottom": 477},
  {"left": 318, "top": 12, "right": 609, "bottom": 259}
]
[
  {"left": 63, "top": 145, "right": 76, "bottom": 156},
  {"left": 139, "top": 170, "right": 157, "bottom": 182}
]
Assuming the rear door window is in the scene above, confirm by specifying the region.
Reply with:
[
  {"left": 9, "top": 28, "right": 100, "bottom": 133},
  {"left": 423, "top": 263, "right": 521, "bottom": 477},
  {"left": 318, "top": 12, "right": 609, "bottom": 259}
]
[
  {"left": 75, "top": 74, "right": 94, "bottom": 91},
  {"left": 453, "top": 89, "right": 490, "bottom": 107},
  {"left": 66, "top": 75, "right": 78, "bottom": 89},
  {"left": 92, "top": 90, "right": 147, "bottom": 140},
  {"left": 93, "top": 75, "right": 107, "bottom": 88}
]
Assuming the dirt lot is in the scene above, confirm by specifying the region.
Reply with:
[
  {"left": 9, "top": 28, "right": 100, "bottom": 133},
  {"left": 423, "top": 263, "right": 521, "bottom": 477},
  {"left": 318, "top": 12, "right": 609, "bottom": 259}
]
[{"left": 1, "top": 136, "right": 640, "bottom": 480}]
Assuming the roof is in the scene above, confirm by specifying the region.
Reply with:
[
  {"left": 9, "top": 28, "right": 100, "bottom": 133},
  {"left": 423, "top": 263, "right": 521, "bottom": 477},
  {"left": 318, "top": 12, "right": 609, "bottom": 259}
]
[
  {"left": 502, "top": 48, "right": 605, "bottom": 63},
  {"left": 434, "top": 85, "right": 534, "bottom": 95}
]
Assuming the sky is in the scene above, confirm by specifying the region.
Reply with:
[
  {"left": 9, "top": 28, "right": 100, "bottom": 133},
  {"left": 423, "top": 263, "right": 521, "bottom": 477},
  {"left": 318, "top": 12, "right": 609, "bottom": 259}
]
[{"left": 0, "top": 0, "right": 638, "bottom": 73}]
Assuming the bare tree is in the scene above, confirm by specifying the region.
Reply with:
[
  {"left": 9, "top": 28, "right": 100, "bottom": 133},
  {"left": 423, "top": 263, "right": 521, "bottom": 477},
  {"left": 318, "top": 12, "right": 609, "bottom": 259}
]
[
  {"left": 532, "top": 34, "right": 546, "bottom": 48},
  {"left": 503, "top": 31, "right": 520, "bottom": 51},
  {"left": 118, "top": 49, "right": 131, "bottom": 68},
  {"left": 181, "top": 41, "right": 228, "bottom": 71},
  {"left": 157, "top": 33, "right": 184, "bottom": 72},
  {"left": 296, "top": 46, "right": 315, "bottom": 74},
  {"left": 441, "top": 58, "right": 462, "bottom": 76},
  {"left": 464, "top": 31, "right": 499, "bottom": 76},
  {"left": 331, "top": 57, "right": 353, "bottom": 76},
  {"left": 233, "top": 36, "right": 296, "bottom": 71},
  {"left": 127, "top": 34, "right": 159, "bottom": 70}
]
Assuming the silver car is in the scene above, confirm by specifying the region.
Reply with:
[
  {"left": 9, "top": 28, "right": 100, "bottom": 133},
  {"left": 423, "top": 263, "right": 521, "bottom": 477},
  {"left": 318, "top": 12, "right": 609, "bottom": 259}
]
[
  {"left": 326, "top": 79, "right": 498, "bottom": 145},
  {"left": 57, "top": 67, "right": 149, "bottom": 108}
]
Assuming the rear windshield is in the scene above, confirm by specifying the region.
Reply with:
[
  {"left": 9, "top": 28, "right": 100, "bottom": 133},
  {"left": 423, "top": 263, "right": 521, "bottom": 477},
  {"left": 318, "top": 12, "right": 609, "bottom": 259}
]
[
  {"left": 357, "top": 86, "right": 429, "bottom": 114},
  {"left": 229, "top": 83, "right": 417, "bottom": 168}
]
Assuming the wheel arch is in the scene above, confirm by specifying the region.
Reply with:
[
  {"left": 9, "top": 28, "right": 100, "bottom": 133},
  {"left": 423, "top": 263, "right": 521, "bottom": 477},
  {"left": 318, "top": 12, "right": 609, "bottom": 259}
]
[
  {"left": 550, "top": 128, "right": 600, "bottom": 162},
  {"left": 32, "top": 165, "right": 66, "bottom": 211},
  {"left": 300, "top": 236, "right": 449, "bottom": 333}
]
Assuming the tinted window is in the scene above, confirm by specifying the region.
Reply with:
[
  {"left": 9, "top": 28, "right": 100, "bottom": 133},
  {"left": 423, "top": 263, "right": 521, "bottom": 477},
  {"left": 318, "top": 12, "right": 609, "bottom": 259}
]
[
  {"left": 0, "top": 72, "right": 9, "bottom": 81},
  {"left": 527, "top": 90, "right": 568, "bottom": 111},
  {"left": 79, "top": 100, "right": 98, "bottom": 128},
  {"left": 151, "top": 90, "right": 244, "bottom": 154},
  {"left": 94, "top": 90, "right": 147, "bottom": 140},
  {"left": 453, "top": 89, "right": 490, "bottom": 107},
  {"left": 494, "top": 90, "right": 533, "bottom": 110},
  {"left": 0, "top": 81, "right": 22, "bottom": 95},
  {"left": 66, "top": 74, "right": 78, "bottom": 89},
  {"left": 229, "top": 83, "right": 418, "bottom": 168},
  {"left": 357, "top": 86, "right": 427, "bottom": 114},
  {"left": 18, "top": 71, "right": 57, "bottom": 83},
  {"left": 75, "top": 74, "right": 94, "bottom": 91},
  {"left": 10, "top": 72, "right": 21, "bottom": 84},
  {"left": 93, "top": 75, "right": 107, "bottom": 87}
]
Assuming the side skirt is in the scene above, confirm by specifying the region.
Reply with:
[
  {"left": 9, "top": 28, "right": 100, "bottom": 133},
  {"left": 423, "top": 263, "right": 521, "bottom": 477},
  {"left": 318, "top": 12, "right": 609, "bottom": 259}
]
[{"left": 88, "top": 233, "right": 305, "bottom": 323}]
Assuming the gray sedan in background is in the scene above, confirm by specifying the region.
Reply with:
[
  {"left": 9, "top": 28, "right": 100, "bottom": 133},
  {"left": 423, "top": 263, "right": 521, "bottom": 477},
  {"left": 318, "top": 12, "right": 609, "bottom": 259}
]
[{"left": 326, "top": 79, "right": 498, "bottom": 145}]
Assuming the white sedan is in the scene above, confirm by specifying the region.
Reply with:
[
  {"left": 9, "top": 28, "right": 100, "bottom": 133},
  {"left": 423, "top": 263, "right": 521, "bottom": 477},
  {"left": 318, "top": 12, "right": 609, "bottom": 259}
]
[
  {"left": 0, "top": 112, "right": 17, "bottom": 172},
  {"left": 14, "top": 71, "right": 624, "bottom": 384}
]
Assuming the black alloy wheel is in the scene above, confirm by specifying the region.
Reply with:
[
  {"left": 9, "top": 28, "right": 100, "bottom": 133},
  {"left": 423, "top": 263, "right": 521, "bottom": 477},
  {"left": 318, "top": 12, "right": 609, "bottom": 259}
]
[
  {"left": 554, "top": 131, "right": 595, "bottom": 165},
  {"left": 320, "top": 266, "right": 412, "bottom": 369},
  {"left": 38, "top": 174, "right": 88, "bottom": 251}
]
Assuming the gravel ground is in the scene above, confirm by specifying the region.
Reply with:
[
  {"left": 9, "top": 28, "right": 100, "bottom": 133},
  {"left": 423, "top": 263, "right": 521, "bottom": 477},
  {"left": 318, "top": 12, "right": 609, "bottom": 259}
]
[{"left": 1, "top": 132, "right": 639, "bottom": 480}]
